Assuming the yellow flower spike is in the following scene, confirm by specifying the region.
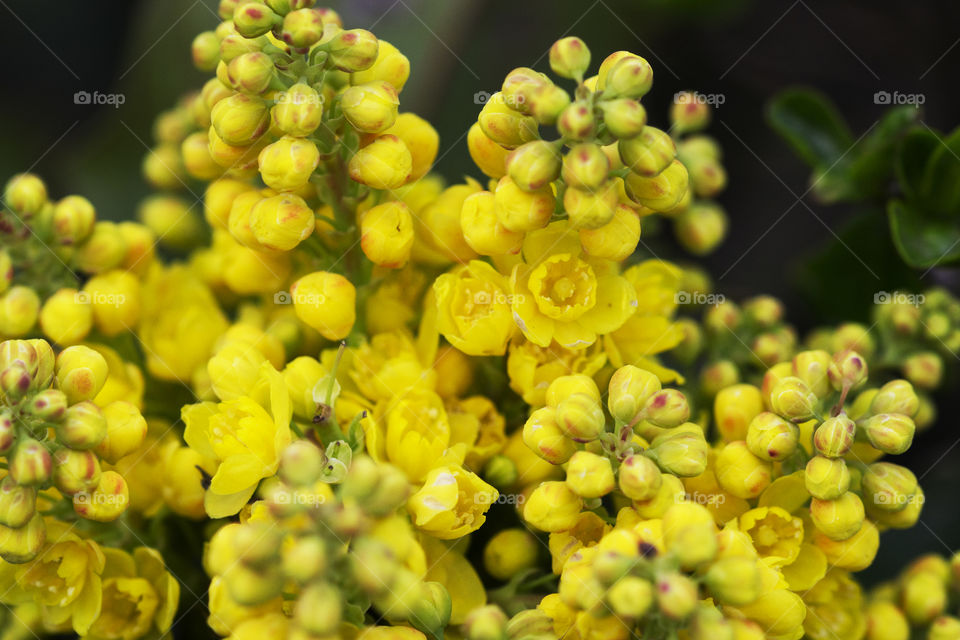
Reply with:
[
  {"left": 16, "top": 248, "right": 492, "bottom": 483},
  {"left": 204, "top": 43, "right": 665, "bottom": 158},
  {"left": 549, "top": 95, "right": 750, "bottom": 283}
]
[
  {"left": 524, "top": 480, "right": 582, "bottom": 532},
  {"left": 407, "top": 465, "right": 497, "bottom": 539},
  {"left": 73, "top": 470, "right": 129, "bottom": 522},
  {"left": 342, "top": 80, "right": 400, "bottom": 134},
  {"left": 714, "top": 441, "right": 772, "bottom": 500},
  {"left": 360, "top": 201, "right": 415, "bottom": 268},
  {"left": 738, "top": 506, "right": 803, "bottom": 567},
  {"left": 351, "top": 39, "right": 410, "bottom": 91},
  {"left": 813, "top": 518, "right": 879, "bottom": 571},
  {"left": 714, "top": 384, "right": 764, "bottom": 443},
  {"left": 290, "top": 271, "right": 357, "bottom": 341},
  {"left": 483, "top": 528, "right": 539, "bottom": 581},
  {"left": 348, "top": 134, "right": 413, "bottom": 190},
  {"left": 38, "top": 288, "right": 93, "bottom": 346},
  {"left": 433, "top": 260, "right": 515, "bottom": 357},
  {"left": 810, "top": 492, "right": 864, "bottom": 541}
]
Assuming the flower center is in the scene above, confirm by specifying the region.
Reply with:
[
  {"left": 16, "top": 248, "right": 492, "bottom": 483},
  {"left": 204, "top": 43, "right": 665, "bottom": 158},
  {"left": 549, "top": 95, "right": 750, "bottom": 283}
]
[{"left": 528, "top": 254, "right": 597, "bottom": 321}]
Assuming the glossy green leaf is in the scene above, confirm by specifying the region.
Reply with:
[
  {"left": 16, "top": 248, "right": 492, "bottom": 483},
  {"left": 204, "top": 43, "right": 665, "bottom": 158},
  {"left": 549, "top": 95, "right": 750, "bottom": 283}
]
[
  {"left": 919, "top": 126, "right": 960, "bottom": 215},
  {"left": 768, "top": 89, "right": 854, "bottom": 168},
  {"left": 895, "top": 127, "right": 940, "bottom": 204},
  {"left": 888, "top": 199, "right": 960, "bottom": 268},
  {"left": 843, "top": 106, "right": 919, "bottom": 200}
]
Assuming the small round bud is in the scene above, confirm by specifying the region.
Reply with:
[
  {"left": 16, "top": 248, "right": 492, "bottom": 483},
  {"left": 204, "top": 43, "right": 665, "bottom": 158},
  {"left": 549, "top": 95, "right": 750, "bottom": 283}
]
[
  {"left": 0, "top": 476, "right": 36, "bottom": 528},
  {"left": 563, "top": 180, "right": 618, "bottom": 229},
  {"left": 24, "top": 388, "right": 68, "bottom": 422},
  {"left": 483, "top": 529, "right": 539, "bottom": 581},
  {"left": 342, "top": 80, "right": 399, "bottom": 134},
  {"left": 619, "top": 126, "right": 675, "bottom": 176},
  {"left": 549, "top": 37, "right": 590, "bottom": 79},
  {"left": 522, "top": 481, "right": 582, "bottom": 532},
  {"left": 460, "top": 191, "right": 524, "bottom": 256},
  {"left": 1, "top": 363, "right": 32, "bottom": 401},
  {"left": 862, "top": 462, "right": 917, "bottom": 512},
  {"left": 554, "top": 393, "right": 605, "bottom": 442},
  {"left": 670, "top": 91, "right": 711, "bottom": 134},
  {"left": 56, "top": 345, "right": 108, "bottom": 405},
  {"left": 273, "top": 83, "right": 324, "bottom": 137},
  {"left": 468, "top": 123, "right": 509, "bottom": 179},
  {"left": 282, "top": 536, "right": 327, "bottom": 584},
  {"left": 704, "top": 556, "right": 761, "bottom": 606},
  {"left": 493, "top": 176, "right": 554, "bottom": 232},
  {"left": 804, "top": 455, "right": 850, "bottom": 500},
  {"left": 529, "top": 84, "right": 571, "bottom": 125},
  {"left": 643, "top": 388, "right": 690, "bottom": 428},
  {"left": 600, "top": 99, "right": 647, "bottom": 139},
  {"left": 870, "top": 379, "right": 919, "bottom": 416},
  {"left": 258, "top": 135, "right": 320, "bottom": 191},
  {"left": 191, "top": 31, "right": 220, "bottom": 71},
  {"left": 522, "top": 407, "right": 576, "bottom": 464},
  {"left": 250, "top": 193, "right": 315, "bottom": 252},
  {"left": 860, "top": 413, "right": 915, "bottom": 455},
  {"left": 0, "top": 512, "right": 46, "bottom": 564},
  {"left": 56, "top": 401, "right": 107, "bottom": 450},
  {"left": 810, "top": 492, "right": 864, "bottom": 541},
  {"left": 96, "top": 401, "right": 148, "bottom": 464},
  {"left": 602, "top": 55, "right": 653, "bottom": 99},
  {"left": 360, "top": 201, "right": 415, "bottom": 268},
  {"left": 72, "top": 470, "right": 129, "bottom": 522},
  {"left": 347, "top": 134, "right": 412, "bottom": 190},
  {"left": 618, "top": 454, "right": 662, "bottom": 501},
  {"left": 902, "top": 570, "right": 947, "bottom": 625},
  {"left": 607, "top": 577, "right": 653, "bottom": 618},
  {"left": 281, "top": 8, "right": 324, "bottom": 50},
  {"left": 501, "top": 67, "right": 549, "bottom": 116},
  {"left": 506, "top": 140, "right": 561, "bottom": 192},
  {"left": 478, "top": 92, "right": 539, "bottom": 148},
  {"left": 562, "top": 143, "right": 609, "bottom": 190},
  {"left": 9, "top": 438, "right": 52, "bottom": 486},
  {"left": 482, "top": 455, "right": 517, "bottom": 490},
  {"left": 51, "top": 195, "right": 96, "bottom": 245},
  {"left": 462, "top": 605, "right": 508, "bottom": 640},
  {"left": 714, "top": 383, "right": 763, "bottom": 442},
  {"left": 328, "top": 28, "right": 379, "bottom": 72},
  {"left": 578, "top": 204, "right": 641, "bottom": 261},
  {"left": 624, "top": 159, "right": 689, "bottom": 211},
  {"left": 234, "top": 3, "right": 279, "bottom": 38},
  {"left": 827, "top": 349, "right": 868, "bottom": 392},
  {"left": 769, "top": 376, "right": 818, "bottom": 422},
  {"left": 675, "top": 202, "right": 727, "bottom": 255},
  {"left": 227, "top": 52, "right": 275, "bottom": 95},
  {"left": 813, "top": 414, "right": 855, "bottom": 458},
  {"left": 715, "top": 441, "right": 771, "bottom": 499},
  {"left": 74, "top": 221, "right": 127, "bottom": 274},
  {"left": 565, "top": 451, "right": 614, "bottom": 498},
  {"left": 902, "top": 351, "right": 942, "bottom": 390},
  {"left": 655, "top": 571, "right": 698, "bottom": 620},
  {"left": 746, "top": 412, "right": 798, "bottom": 461},
  {"left": 295, "top": 582, "right": 341, "bottom": 635},
  {"left": 279, "top": 440, "right": 324, "bottom": 486},
  {"left": 557, "top": 100, "right": 596, "bottom": 141},
  {"left": 0, "top": 287, "right": 40, "bottom": 338},
  {"left": 290, "top": 271, "right": 356, "bottom": 341},
  {"left": 646, "top": 429, "right": 708, "bottom": 477},
  {"left": 4, "top": 173, "right": 47, "bottom": 215},
  {"left": 52, "top": 447, "right": 101, "bottom": 495},
  {"left": 607, "top": 365, "right": 661, "bottom": 423},
  {"left": 700, "top": 360, "right": 739, "bottom": 398}
]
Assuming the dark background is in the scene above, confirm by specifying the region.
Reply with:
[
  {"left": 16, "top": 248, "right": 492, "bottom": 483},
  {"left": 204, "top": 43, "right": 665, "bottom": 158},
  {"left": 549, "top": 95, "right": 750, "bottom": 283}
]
[{"left": 2, "top": 0, "right": 959, "bottom": 587}]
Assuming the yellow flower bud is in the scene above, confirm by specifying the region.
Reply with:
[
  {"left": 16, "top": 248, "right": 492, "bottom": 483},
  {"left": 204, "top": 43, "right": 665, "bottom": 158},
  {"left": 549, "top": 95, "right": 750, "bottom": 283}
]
[
  {"left": 56, "top": 345, "right": 108, "bottom": 404},
  {"left": 468, "top": 123, "right": 509, "bottom": 179},
  {"left": 670, "top": 91, "right": 711, "bottom": 134},
  {"left": 294, "top": 582, "right": 341, "bottom": 635},
  {"left": 493, "top": 175, "right": 554, "bottom": 232},
  {"left": 38, "top": 288, "right": 92, "bottom": 345},
  {"left": 704, "top": 556, "right": 761, "bottom": 606},
  {"left": 384, "top": 113, "right": 439, "bottom": 181},
  {"left": 483, "top": 528, "right": 539, "bottom": 580},
  {"left": 625, "top": 159, "right": 688, "bottom": 211},
  {"left": 52, "top": 447, "right": 101, "bottom": 495},
  {"left": 523, "top": 481, "right": 582, "bottom": 532},
  {"left": 342, "top": 81, "right": 400, "bottom": 134},
  {"left": 0, "top": 251, "right": 10, "bottom": 294},
  {"left": 902, "top": 351, "right": 942, "bottom": 389},
  {"left": 655, "top": 571, "right": 697, "bottom": 620},
  {"left": 56, "top": 401, "right": 107, "bottom": 449},
  {"left": 813, "top": 414, "right": 855, "bottom": 458},
  {"left": 804, "top": 455, "right": 850, "bottom": 500},
  {"left": 529, "top": 84, "right": 571, "bottom": 126},
  {"left": 555, "top": 393, "right": 605, "bottom": 441},
  {"left": 863, "top": 601, "right": 909, "bottom": 640},
  {"left": 930, "top": 616, "right": 960, "bottom": 640},
  {"left": 606, "top": 365, "right": 660, "bottom": 423},
  {"left": 607, "top": 576, "right": 653, "bottom": 618},
  {"left": 578, "top": 204, "right": 640, "bottom": 261},
  {"left": 142, "top": 143, "right": 184, "bottom": 190},
  {"left": 460, "top": 191, "right": 524, "bottom": 256},
  {"left": 83, "top": 270, "right": 141, "bottom": 336},
  {"left": 9, "top": 438, "right": 52, "bottom": 486},
  {"left": 0, "top": 286, "right": 40, "bottom": 337},
  {"left": 745, "top": 412, "right": 798, "bottom": 461},
  {"left": 249, "top": 193, "right": 314, "bottom": 251},
  {"left": 75, "top": 221, "right": 128, "bottom": 273},
  {"left": 902, "top": 571, "right": 947, "bottom": 625},
  {"left": 619, "top": 127, "right": 675, "bottom": 177},
  {"left": 360, "top": 201, "right": 414, "bottom": 268},
  {"left": 348, "top": 134, "right": 412, "bottom": 190},
  {"left": 211, "top": 94, "right": 270, "bottom": 146},
  {"left": 4, "top": 173, "right": 47, "bottom": 215},
  {"left": 769, "top": 376, "right": 819, "bottom": 422},
  {"left": 73, "top": 469, "right": 129, "bottom": 522},
  {"left": 646, "top": 429, "right": 708, "bottom": 477},
  {"left": 565, "top": 451, "right": 614, "bottom": 498},
  {"left": 618, "top": 454, "right": 661, "bottom": 501},
  {"left": 51, "top": 195, "right": 96, "bottom": 245},
  {"left": 0, "top": 476, "right": 36, "bottom": 528},
  {"left": 562, "top": 144, "right": 610, "bottom": 190},
  {"left": 557, "top": 100, "right": 596, "bottom": 141},
  {"left": 506, "top": 141, "right": 561, "bottom": 192},
  {"left": 715, "top": 441, "right": 771, "bottom": 499},
  {"left": 227, "top": 51, "right": 275, "bottom": 94},
  {"left": 291, "top": 271, "right": 356, "bottom": 340},
  {"left": 861, "top": 413, "right": 915, "bottom": 454},
  {"left": 862, "top": 462, "right": 917, "bottom": 512},
  {"left": 675, "top": 202, "right": 727, "bottom": 255},
  {"left": 870, "top": 379, "right": 919, "bottom": 416},
  {"left": 479, "top": 93, "right": 539, "bottom": 148},
  {"left": 0, "top": 512, "right": 45, "bottom": 564},
  {"left": 281, "top": 8, "right": 324, "bottom": 50},
  {"left": 663, "top": 501, "right": 717, "bottom": 568},
  {"left": 643, "top": 388, "right": 690, "bottom": 428},
  {"left": 328, "top": 28, "right": 379, "bottom": 71},
  {"left": 810, "top": 491, "right": 864, "bottom": 541},
  {"left": 95, "top": 401, "right": 147, "bottom": 464},
  {"left": 351, "top": 40, "right": 410, "bottom": 92},
  {"left": 191, "top": 30, "right": 220, "bottom": 70},
  {"left": 233, "top": 2, "right": 278, "bottom": 36},
  {"left": 272, "top": 83, "right": 323, "bottom": 137},
  {"left": 564, "top": 180, "right": 619, "bottom": 229},
  {"left": 600, "top": 99, "right": 647, "bottom": 139},
  {"left": 549, "top": 37, "right": 590, "bottom": 79},
  {"left": 258, "top": 135, "right": 319, "bottom": 191},
  {"left": 204, "top": 179, "right": 255, "bottom": 230},
  {"left": 522, "top": 407, "right": 576, "bottom": 465}
]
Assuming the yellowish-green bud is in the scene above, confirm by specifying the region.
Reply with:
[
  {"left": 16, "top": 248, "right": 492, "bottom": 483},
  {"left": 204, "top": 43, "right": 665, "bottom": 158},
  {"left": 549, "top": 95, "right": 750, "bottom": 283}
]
[
  {"left": 618, "top": 453, "right": 662, "bottom": 501},
  {"left": 281, "top": 8, "right": 325, "bottom": 50},
  {"left": 902, "top": 351, "right": 942, "bottom": 390},
  {"left": 227, "top": 51, "right": 275, "bottom": 95},
  {"left": 279, "top": 440, "right": 324, "bottom": 487},
  {"left": 234, "top": 3, "right": 279, "bottom": 38},
  {"left": 52, "top": 447, "right": 101, "bottom": 496},
  {"left": 506, "top": 140, "right": 561, "bottom": 192},
  {"left": 646, "top": 428, "right": 708, "bottom": 477},
  {"left": 191, "top": 31, "right": 220, "bottom": 71},
  {"left": 769, "top": 376, "right": 818, "bottom": 422},
  {"left": 483, "top": 528, "right": 539, "bottom": 581},
  {"left": 0, "top": 512, "right": 45, "bottom": 564},
  {"left": 56, "top": 401, "right": 107, "bottom": 450},
  {"left": 565, "top": 451, "right": 615, "bottom": 498},
  {"left": 522, "top": 407, "right": 576, "bottom": 464},
  {"left": 0, "top": 476, "right": 36, "bottom": 528},
  {"left": 295, "top": 582, "right": 341, "bottom": 635},
  {"left": 273, "top": 83, "right": 324, "bottom": 137},
  {"left": 804, "top": 455, "right": 850, "bottom": 500},
  {"left": 814, "top": 414, "right": 855, "bottom": 458},
  {"left": 562, "top": 143, "right": 609, "bottom": 190},
  {"left": 643, "top": 388, "right": 690, "bottom": 428},
  {"left": 704, "top": 556, "right": 761, "bottom": 606},
  {"left": 549, "top": 37, "right": 590, "bottom": 80},
  {"left": 52, "top": 195, "right": 96, "bottom": 245},
  {"left": 655, "top": 571, "right": 697, "bottom": 620},
  {"left": 862, "top": 462, "right": 917, "bottom": 512},
  {"left": 675, "top": 202, "right": 727, "bottom": 255},
  {"left": 328, "top": 29, "right": 379, "bottom": 72},
  {"left": 746, "top": 412, "right": 798, "bottom": 461},
  {"left": 462, "top": 605, "right": 508, "bottom": 640},
  {"left": 810, "top": 492, "right": 864, "bottom": 541},
  {"left": 602, "top": 55, "right": 654, "bottom": 99},
  {"left": 600, "top": 99, "right": 647, "bottom": 139},
  {"left": 625, "top": 159, "right": 689, "bottom": 211},
  {"left": 9, "top": 438, "right": 52, "bottom": 486},
  {"left": 554, "top": 393, "right": 605, "bottom": 442},
  {"left": 607, "top": 365, "right": 661, "bottom": 423},
  {"left": 342, "top": 80, "right": 399, "bottom": 134},
  {"left": 861, "top": 413, "right": 915, "bottom": 454},
  {"left": 478, "top": 92, "right": 538, "bottom": 148},
  {"left": 4, "top": 173, "right": 47, "bottom": 215},
  {"left": 282, "top": 536, "right": 327, "bottom": 584},
  {"left": 619, "top": 126, "right": 675, "bottom": 176},
  {"left": 607, "top": 576, "right": 653, "bottom": 618},
  {"left": 670, "top": 91, "right": 711, "bottom": 134},
  {"left": 557, "top": 100, "right": 596, "bottom": 141}
]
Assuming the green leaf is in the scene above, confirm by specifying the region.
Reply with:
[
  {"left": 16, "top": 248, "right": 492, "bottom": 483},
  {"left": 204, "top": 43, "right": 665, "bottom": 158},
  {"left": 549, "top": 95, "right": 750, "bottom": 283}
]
[
  {"left": 888, "top": 199, "right": 960, "bottom": 268},
  {"left": 843, "top": 106, "right": 919, "bottom": 200},
  {"left": 768, "top": 89, "right": 854, "bottom": 168},
  {"left": 895, "top": 127, "right": 940, "bottom": 203},
  {"left": 919, "top": 126, "right": 960, "bottom": 215}
]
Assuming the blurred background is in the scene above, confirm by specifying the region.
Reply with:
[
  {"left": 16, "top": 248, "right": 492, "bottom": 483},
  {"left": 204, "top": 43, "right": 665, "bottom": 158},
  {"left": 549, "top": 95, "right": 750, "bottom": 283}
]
[{"left": 1, "top": 0, "right": 959, "bottom": 584}]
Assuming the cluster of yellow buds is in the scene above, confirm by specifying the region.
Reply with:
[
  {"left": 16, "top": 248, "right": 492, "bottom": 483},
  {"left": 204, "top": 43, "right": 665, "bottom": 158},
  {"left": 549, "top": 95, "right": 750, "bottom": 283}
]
[
  {"left": 0, "top": 174, "right": 155, "bottom": 344},
  {"left": 0, "top": 339, "right": 147, "bottom": 563}
]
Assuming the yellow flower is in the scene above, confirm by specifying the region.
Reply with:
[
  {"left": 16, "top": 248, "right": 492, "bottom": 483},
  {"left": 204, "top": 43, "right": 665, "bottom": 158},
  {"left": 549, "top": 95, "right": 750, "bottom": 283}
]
[
  {"left": 434, "top": 260, "right": 515, "bottom": 356},
  {"left": 447, "top": 395, "right": 507, "bottom": 471},
  {"left": 350, "top": 330, "right": 435, "bottom": 402},
  {"left": 506, "top": 338, "right": 606, "bottom": 407},
  {"left": 802, "top": 570, "right": 866, "bottom": 640},
  {"left": 84, "top": 547, "right": 179, "bottom": 640},
  {"left": 510, "top": 222, "right": 637, "bottom": 349},
  {"left": 407, "top": 465, "right": 497, "bottom": 539},
  {"left": 365, "top": 389, "right": 451, "bottom": 483},
  {"left": 89, "top": 343, "right": 145, "bottom": 409},
  {"left": 0, "top": 521, "right": 105, "bottom": 635},
  {"left": 207, "top": 576, "right": 283, "bottom": 637},
  {"left": 421, "top": 535, "right": 486, "bottom": 624},
  {"left": 738, "top": 506, "right": 803, "bottom": 568},
  {"left": 183, "top": 363, "right": 292, "bottom": 518}
]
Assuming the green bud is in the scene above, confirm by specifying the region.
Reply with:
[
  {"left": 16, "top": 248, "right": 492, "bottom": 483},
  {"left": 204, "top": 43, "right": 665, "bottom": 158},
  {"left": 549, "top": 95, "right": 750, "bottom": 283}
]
[
  {"left": 643, "top": 389, "right": 690, "bottom": 428},
  {"left": 51, "top": 195, "right": 96, "bottom": 246},
  {"left": 0, "top": 476, "right": 36, "bottom": 529},
  {"left": 602, "top": 56, "right": 654, "bottom": 99},
  {"left": 52, "top": 447, "right": 101, "bottom": 495},
  {"left": 554, "top": 393, "right": 605, "bottom": 441},
  {"left": 862, "top": 462, "right": 917, "bottom": 512},
  {"left": 675, "top": 202, "right": 727, "bottom": 255},
  {"left": 670, "top": 91, "right": 711, "bottom": 134},
  {"left": 219, "top": 32, "right": 264, "bottom": 63},
  {"left": 700, "top": 360, "right": 739, "bottom": 397},
  {"left": 607, "top": 365, "right": 661, "bottom": 423},
  {"left": 557, "top": 100, "right": 596, "bottom": 142},
  {"left": 561, "top": 143, "right": 609, "bottom": 190},
  {"left": 505, "top": 141, "right": 561, "bottom": 192},
  {"left": 364, "top": 463, "right": 409, "bottom": 517},
  {"left": 860, "top": 413, "right": 915, "bottom": 455},
  {"left": 4, "top": 174, "right": 47, "bottom": 216},
  {"left": 295, "top": 582, "right": 341, "bottom": 635},
  {"left": 743, "top": 295, "right": 784, "bottom": 328},
  {"left": 746, "top": 412, "right": 798, "bottom": 462},
  {"left": 0, "top": 410, "right": 14, "bottom": 454},
  {"left": 281, "top": 8, "right": 325, "bottom": 50},
  {"left": 704, "top": 556, "right": 761, "bottom": 606},
  {"left": 282, "top": 536, "right": 327, "bottom": 584},
  {"left": 0, "top": 364, "right": 32, "bottom": 401},
  {"left": 227, "top": 51, "right": 275, "bottom": 95},
  {"left": 704, "top": 300, "right": 742, "bottom": 333},
  {"left": 750, "top": 329, "right": 796, "bottom": 368},
  {"left": 9, "top": 438, "right": 51, "bottom": 486},
  {"left": 340, "top": 455, "right": 379, "bottom": 503},
  {"left": 549, "top": 37, "right": 591, "bottom": 79},
  {"left": 234, "top": 522, "right": 282, "bottom": 567},
  {"left": 813, "top": 414, "right": 855, "bottom": 458},
  {"left": 279, "top": 440, "right": 324, "bottom": 487},
  {"left": 351, "top": 538, "right": 398, "bottom": 595},
  {"left": 655, "top": 571, "right": 698, "bottom": 620},
  {"left": 618, "top": 126, "right": 675, "bottom": 177},
  {"left": 224, "top": 563, "right": 283, "bottom": 606},
  {"left": 769, "top": 376, "right": 818, "bottom": 422},
  {"left": 646, "top": 428, "right": 708, "bottom": 477},
  {"left": 265, "top": 0, "right": 315, "bottom": 14},
  {"left": 606, "top": 576, "right": 653, "bottom": 618},
  {"left": 478, "top": 92, "right": 539, "bottom": 148},
  {"left": 482, "top": 455, "right": 517, "bottom": 490},
  {"left": 902, "top": 351, "right": 942, "bottom": 390},
  {"left": 599, "top": 98, "right": 647, "bottom": 139},
  {"left": 462, "top": 604, "right": 508, "bottom": 640},
  {"left": 24, "top": 389, "right": 68, "bottom": 422},
  {"left": 529, "top": 84, "right": 570, "bottom": 126},
  {"left": 410, "top": 581, "right": 452, "bottom": 636},
  {"left": 233, "top": 3, "right": 279, "bottom": 38},
  {"left": 930, "top": 617, "right": 960, "bottom": 640},
  {"left": 804, "top": 455, "right": 850, "bottom": 500},
  {"left": 501, "top": 67, "right": 550, "bottom": 116},
  {"left": 624, "top": 158, "right": 689, "bottom": 211},
  {"left": 328, "top": 29, "right": 379, "bottom": 72},
  {"left": 56, "top": 401, "right": 107, "bottom": 450},
  {"left": 690, "top": 606, "right": 733, "bottom": 640},
  {"left": 0, "top": 512, "right": 46, "bottom": 564},
  {"left": 827, "top": 349, "right": 868, "bottom": 392},
  {"left": 618, "top": 453, "right": 662, "bottom": 500}
]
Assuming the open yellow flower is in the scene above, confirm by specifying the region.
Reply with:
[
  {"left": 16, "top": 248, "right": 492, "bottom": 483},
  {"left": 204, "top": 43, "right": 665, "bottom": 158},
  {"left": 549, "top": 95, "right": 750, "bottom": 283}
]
[
  {"left": 434, "top": 260, "right": 515, "bottom": 356},
  {"left": 506, "top": 338, "right": 606, "bottom": 407},
  {"left": 0, "top": 520, "right": 105, "bottom": 636},
  {"left": 183, "top": 362, "right": 292, "bottom": 518},
  {"left": 84, "top": 547, "right": 179, "bottom": 640},
  {"left": 407, "top": 464, "right": 498, "bottom": 539},
  {"left": 364, "top": 388, "right": 453, "bottom": 483},
  {"left": 510, "top": 222, "right": 637, "bottom": 349},
  {"left": 802, "top": 570, "right": 866, "bottom": 640},
  {"left": 738, "top": 506, "right": 804, "bottom": 568}
]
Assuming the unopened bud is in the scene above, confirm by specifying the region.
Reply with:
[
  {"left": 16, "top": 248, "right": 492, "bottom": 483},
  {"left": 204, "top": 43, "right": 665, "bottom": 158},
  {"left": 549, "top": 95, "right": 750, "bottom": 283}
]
[
  {"left": 462, "top": 604, "right": 508, "bottom": 640},
  {"left": 341, "top": 80, "right": 399, "bottom": 134},
  {"left": 810, "top": 492, "right": 864, "bottom": 541},
  {"left": 619, "top": 126, "right": 675, "bottom": 177},
  {"left": 482, "top": 455, "right": 518, "bottom": 490},
  {"left": 746, "top": 412, "right": 798, "bottom": 462},
  {"left": 55, "top": 345, "right": 109, "bottom": 405},
  {"left": 607, "top": 365, "right": 661, "bottom": 423},
  {"left": 0, "top": 476, "right": 36, "bottom": 529},
  {"left": 827, "top": 349, "right": 868, "bottom": 392},
  {"left": 902, "top": 351, "right": 942, "bottom": 390},
  {"left": 0, "top": 364, "right": 31, "bottom": 401},
  {"left": 554, "top": 393, "right": 605, "bottom": 442},
  {"left": 506, "top": 140, "right": 561, "bottom": 192},
  {"left": 4, "top": 174, "right": 47, "bottom": 215},
  {"left": 769, "top": 376, "right": 818, "bottom": 422},
  {"left": 295, "top": 581, "right": 341, "bottom": 635},
  {"left": 562, "top": 143, "right": 609, "bottom": 190},
  {"left": 52, "top": 447, "right": 101, "bottom": 495},
  {"left": 862, "top": 462, "right": 917, "bottom": 512},
  {"left": 655, "top": 571, "right": 698, "bottom": 620},
  {"left": 329, "top": 29, "right": 379, "bottom": 72},
  {"left": 600, "top": 98, "right": 647, "bottom": 139},
  {"left": 618, "top": 454, "right": 662, "bottom": 501},
  {"left": 0, "top": 512, "right": 45, "bottom": 564},
  {"left": 557, "top": 100, "right": 596, "bottom": 141},
  {"left": 861, "top": 413, "right": 915, "bottom": 455},
  {"left": 813, "top": 414, "right": 855, "bottom": 458},
  {"left": 234, "top": 3, "right": 279, "bottom": 38},
  {"left": 670, "top": 91, "right": 711, "bottom": 134},
  {"left": 704, "top": 556, "right": 761, "bottom": 606},
  {"left": 279, "top": 440, "right": 324, "bottom": 486},
  {"left": 804, "top": 455, "right": 850, "bottom": 500},
  {"left": 549, "top": 37, "right": 590, "bottom": 79},
  {"left": 643, "top": 388, "right": 690, "bottom": 428},
  {"left": 24, "top": 389, "right": 68, "bottom": 422},
  {"left": 646, "top": 428, "right": 708, "bottom": 477},
  {"left": 72, "top": 470, "right": 129, "bottom": 522},
  {"left": 281, "top": 8, "right": 325, "bottom": 50}
]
